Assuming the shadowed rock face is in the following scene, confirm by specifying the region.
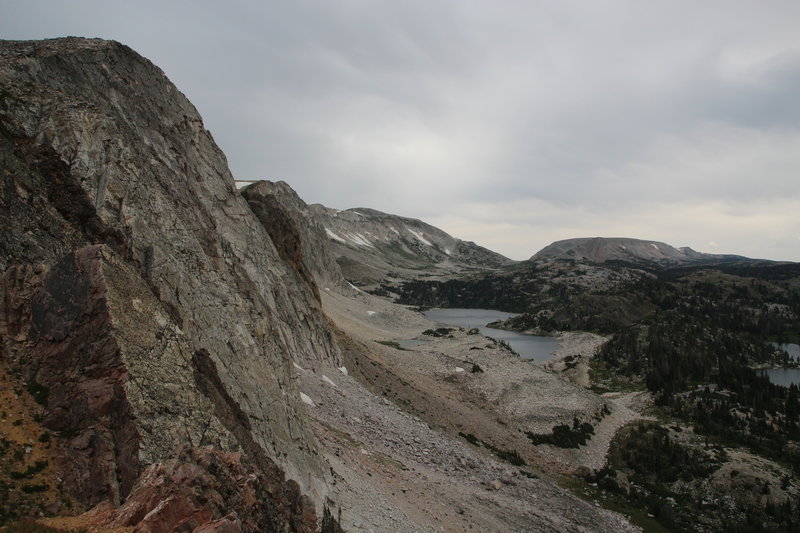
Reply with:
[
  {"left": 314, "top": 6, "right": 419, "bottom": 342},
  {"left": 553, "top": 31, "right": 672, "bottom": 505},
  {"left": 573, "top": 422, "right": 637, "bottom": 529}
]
[
  {"left": 241, "top": 180, "right": 346, "bottom": 296},
  {"left": 27, "top": 246, "right": 140, "bottom": 505},
  {"left": 0, "top": 38, "right": 343, "bottom": 528}
]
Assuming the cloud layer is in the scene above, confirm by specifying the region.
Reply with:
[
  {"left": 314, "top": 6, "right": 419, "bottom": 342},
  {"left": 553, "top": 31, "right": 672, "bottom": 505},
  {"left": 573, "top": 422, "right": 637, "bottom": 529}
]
[{"left": 3, "top": 0, "right": 799, "bottom": 260}]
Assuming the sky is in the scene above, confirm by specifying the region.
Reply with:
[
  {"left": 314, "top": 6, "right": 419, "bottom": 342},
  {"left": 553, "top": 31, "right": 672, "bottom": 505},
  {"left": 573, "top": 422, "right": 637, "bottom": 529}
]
[{"left": 2, "top": 1, "right": 800, "bottom": 261}]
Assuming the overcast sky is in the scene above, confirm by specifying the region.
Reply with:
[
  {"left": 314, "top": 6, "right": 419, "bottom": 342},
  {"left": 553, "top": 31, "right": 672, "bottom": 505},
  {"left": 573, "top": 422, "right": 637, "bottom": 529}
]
[{"left": 3, "top": 1, "right": 799, "bottom": 261}]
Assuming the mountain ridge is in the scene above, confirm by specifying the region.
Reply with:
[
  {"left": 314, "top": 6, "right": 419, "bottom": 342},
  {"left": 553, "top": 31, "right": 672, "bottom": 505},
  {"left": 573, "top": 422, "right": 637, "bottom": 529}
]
[
  {"left": 531, "top": 236, "right": 748, "bottom": 265},
  {"left": 306, "top": 201, "right": 514, "bottom": 288}
]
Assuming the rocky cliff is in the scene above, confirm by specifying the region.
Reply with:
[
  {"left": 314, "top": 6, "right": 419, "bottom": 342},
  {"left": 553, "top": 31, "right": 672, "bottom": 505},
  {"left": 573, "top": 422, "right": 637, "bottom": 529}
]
[
  {"left": 0, "top": 38, "right": 342, "bottom": 530},
  {"left": 241, "top": 180, "right": 346, "bottom": 295}
]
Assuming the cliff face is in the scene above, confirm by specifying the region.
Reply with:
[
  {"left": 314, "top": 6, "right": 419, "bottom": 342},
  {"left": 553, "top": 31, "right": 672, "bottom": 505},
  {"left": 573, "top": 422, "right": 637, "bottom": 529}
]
[
  {"left": 0, "top": 38, "right": 341, "bottom": 528},
  {"left": 241, "top": 180, "right": 346, "bottom": 295}
]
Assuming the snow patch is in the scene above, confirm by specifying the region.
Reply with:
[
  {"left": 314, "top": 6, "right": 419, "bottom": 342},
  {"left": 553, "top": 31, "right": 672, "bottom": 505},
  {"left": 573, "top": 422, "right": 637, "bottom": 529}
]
[
  {"left": 444, "top": 248, "right": 451, "bottom": 256},
  {"left": 322, "top": 375, "right": 337, "bottom": 387},
  {"left": 293, "top": 362, "right": 305, "bottom": 372},
  {"left": 346, "top": 232, "right": 374, "bottom": 247},
  {"left": 338, "top": 366, "right": 349, "bottom": 375},
  {"left": 407, "top": 227, "right": 432, "bottom": 246},
  {"left": 366, "top": 310, "right": 376, "bottom": 316},
  {"left": 389, "top": 227, "right": 400, "bottom": 235},
  {"left": 300, "top": 392, "right": 315, "bottom": 406},
  {"left": 325, "top": 228, "right": 346, "bottom": 243},
  {"left": 455, "top": 367, "right": 465, "bottom": 373},
  {"left": 650, "top": 243, "right": 660, "bottom": 250}
]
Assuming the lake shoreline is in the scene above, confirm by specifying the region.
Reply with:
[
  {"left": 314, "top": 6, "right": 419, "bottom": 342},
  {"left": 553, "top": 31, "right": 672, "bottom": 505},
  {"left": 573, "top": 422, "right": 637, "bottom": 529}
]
[{"left": 423, "top": 308, "right": 561, "bottom": 362}]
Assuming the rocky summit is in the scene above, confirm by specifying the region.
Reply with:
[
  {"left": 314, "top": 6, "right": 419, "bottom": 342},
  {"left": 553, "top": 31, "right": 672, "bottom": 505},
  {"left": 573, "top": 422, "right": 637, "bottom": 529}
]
[{"left": 532, "top": 236, "right": 744, "bottom": 265}]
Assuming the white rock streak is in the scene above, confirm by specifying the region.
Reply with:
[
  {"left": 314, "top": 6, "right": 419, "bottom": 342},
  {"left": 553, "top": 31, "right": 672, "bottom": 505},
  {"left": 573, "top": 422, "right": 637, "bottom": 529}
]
[
  {"left": 325, "top": 228, "right": 346, "bottom": 243},
  {"left": 346, "top": 232, "right": 374, "bottom": 247},
  {"left": 300, "top": 392, "right": 315, "bottom": 406},
  {"left": 407, "top": 227, "right": 432, "bottom": 246}
]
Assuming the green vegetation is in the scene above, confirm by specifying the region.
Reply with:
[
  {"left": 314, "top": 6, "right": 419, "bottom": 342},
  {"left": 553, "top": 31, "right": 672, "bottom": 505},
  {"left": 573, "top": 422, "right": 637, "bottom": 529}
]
[
  {"left": 599, "top": 315, "right": 800, "bottom": 473},
  {"left": 25, "top": 379, "right": 49, "bottom": 407},
  {"left": 458, "top": 431, "right": 480, "bottom": 446},
  {"left": 610, "top": 423, "right": 723, "bottom": 484},
  {"left": 19, "top": 483, "right": 48, "bottom": 494},
  {"left": 586, "top": 422, "right": 799, "bottom": 532},
  {"left": 559, "top": 474, "right": 674, "bottom": 533},
  {"left": 458, "top": 432, "right": 526, "bottom": 466},
  {"left": 526, "top": 418, "right": 596, "bottom": 449},
  {"left": 421, "top": 327, "right": 454, "bottom": 337},
  {"left": 526, "top": 406, "right": 609, "bottom": 449},
  {"left": 374, "top": 340, "right": 408, "bottom": 351},
  {"left": 10, "top": 460, "right": 48, "bottom": 480},
  {"left": 397, "top": 256, "right": 800, "bottom": 530},
  {"left": 2, "top": 519, "right": 78, "bottom": 532}
]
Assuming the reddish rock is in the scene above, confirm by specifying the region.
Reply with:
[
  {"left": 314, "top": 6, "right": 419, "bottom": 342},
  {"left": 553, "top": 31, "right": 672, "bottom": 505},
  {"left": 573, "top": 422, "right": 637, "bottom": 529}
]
[
  {"left": 76, "top": 447, "right": 325, "bottom": 532},
  {"left": 2, "top": 246, "right": 140, "bottom": 506},
  {"left": 193, "top": 517, "right": 242, "bottom": 533}
]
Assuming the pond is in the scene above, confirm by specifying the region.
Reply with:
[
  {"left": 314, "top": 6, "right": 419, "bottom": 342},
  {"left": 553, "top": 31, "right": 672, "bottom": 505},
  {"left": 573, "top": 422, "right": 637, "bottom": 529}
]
[
  {"left": 759, "top": 368, "right": 800, "bottom": 388},
  {"left": 771, "top": 342, "right": 800, "bottom": 362},
  {"left": 761, "top": 343, "right": 800, "bottom": 387},
  {"left": 423, "top": 308, "right": 560, "bottom": 363}
]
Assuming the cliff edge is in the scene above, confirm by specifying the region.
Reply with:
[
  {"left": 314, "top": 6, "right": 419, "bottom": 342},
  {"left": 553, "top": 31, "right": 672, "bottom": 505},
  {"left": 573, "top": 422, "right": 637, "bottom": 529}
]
[{"left": 1, "top": 38, "right": 341, "bottom": 530}]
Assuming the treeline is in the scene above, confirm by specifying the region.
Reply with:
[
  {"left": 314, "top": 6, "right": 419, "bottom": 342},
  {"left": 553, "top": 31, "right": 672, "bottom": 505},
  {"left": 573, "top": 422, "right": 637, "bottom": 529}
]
[
  {"left": 665, "top": 387, "right": 800, "bottom": 473},
  {"left": 393, "top": 276, "right": 530, "bottom": 313},
  {"left": 395, "top": 259, "right": 800, "bottom": 340},
  {"left": 598, "top": 312, "right": 781, "bottom": 393},
  {"left": 593, "top": 422, "right": 799, "bottom": 533},
  {"left": 598, "top": 312, "right": 800, "bottom": 471}
]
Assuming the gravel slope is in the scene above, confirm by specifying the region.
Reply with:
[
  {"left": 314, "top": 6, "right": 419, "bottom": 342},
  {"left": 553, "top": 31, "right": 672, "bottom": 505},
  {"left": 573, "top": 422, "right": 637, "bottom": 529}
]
[{"left": 303, "top": 289, "right": 642, "bottom": 532}]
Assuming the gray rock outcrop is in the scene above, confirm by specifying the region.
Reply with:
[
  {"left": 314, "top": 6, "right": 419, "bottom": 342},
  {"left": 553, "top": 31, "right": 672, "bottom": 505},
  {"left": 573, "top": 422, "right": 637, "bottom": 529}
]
[
  {"left": 1, "top": 37, "right": 341, "bottom": 526},
  {"left": 241, "top": 180, "right": 346, "bottom": 294}
]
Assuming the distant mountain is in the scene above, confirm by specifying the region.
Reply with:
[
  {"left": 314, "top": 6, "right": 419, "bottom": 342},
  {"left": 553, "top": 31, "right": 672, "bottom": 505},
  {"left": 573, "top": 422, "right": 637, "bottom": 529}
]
[
  {"left": 311, "top": 205, "right": 513, "bottom": 286},
  {"left": 531, "top": 237, "right": 746, "bottom": 265}
]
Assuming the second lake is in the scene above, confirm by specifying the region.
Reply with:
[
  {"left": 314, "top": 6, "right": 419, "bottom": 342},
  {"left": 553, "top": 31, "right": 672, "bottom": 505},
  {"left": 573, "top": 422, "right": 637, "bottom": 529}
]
[{"left": 423, "top": 308, "right": 560, "bottom": 363}]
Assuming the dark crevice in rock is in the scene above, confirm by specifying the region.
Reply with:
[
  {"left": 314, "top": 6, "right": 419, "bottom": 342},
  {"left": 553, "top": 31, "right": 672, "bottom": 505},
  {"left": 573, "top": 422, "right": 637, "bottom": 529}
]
[{"left": 12, "top": 136, "right": 129, "bottom": 260}]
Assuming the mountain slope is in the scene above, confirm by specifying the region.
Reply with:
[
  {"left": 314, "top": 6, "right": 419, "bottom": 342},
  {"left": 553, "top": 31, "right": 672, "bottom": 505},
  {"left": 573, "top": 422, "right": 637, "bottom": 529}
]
[
  {"left": 311, "top": 204, "right": 513, "bottom": 287},
  {"left": 532, "top": 237, "right": 745, "bottom": 265}
]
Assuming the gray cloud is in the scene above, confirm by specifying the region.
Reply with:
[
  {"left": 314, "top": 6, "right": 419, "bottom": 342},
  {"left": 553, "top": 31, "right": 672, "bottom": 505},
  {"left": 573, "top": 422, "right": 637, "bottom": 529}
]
[{"left": 2, "top": 0, "right": 799, "bottom": 260}]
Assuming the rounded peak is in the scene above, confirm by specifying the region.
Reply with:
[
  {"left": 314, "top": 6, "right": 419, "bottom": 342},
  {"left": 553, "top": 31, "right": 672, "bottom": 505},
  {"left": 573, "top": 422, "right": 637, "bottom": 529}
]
[{"left": 531, "top": 236, "right": 688, "bottom": 264}]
